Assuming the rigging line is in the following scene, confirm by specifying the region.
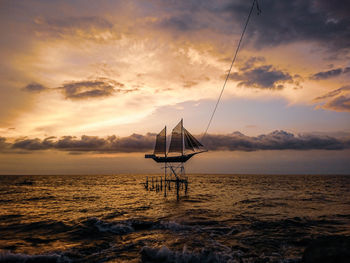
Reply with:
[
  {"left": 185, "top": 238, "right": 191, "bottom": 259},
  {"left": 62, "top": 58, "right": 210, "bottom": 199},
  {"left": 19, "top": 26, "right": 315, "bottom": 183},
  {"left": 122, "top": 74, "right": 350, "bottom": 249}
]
[{"left": 202, "top": 0, "right": 258, "bottom": 140}]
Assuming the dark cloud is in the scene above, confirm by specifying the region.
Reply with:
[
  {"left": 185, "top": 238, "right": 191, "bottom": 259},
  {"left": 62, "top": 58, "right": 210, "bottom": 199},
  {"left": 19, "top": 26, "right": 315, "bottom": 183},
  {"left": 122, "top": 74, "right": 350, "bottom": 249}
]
[
  {"left": 55, "top": 135, "right": 105, "bottom": 150},
  {"left": 0, "top": 137, "right": 9, "bottom": 150},
  {"left": 5, "top": 131, "right": 350, "bottom": 154},
  {"left": 57, "top": 79, "right": 137, "bottom": 100},
  {"left": 12, "top": 137, "right": 55, "bottom": 150},
  {"left": 155, "top": 0, "right": 350, "bottom": 53},
  {"left": 21, "top": 79, "right": 134, "bottom": 100},
  {"left": 324, "top": 95, "right": 350, "bottom": 112},
  {"left": 315, "top": 85, "right": 350, "bottom": 112},
  {"left": 159, "top": 15, "right": 203, "bottom": 32},
  {"left": 183, "top": 81, "right": 198, "bottom": 88},
  {"left": 226, "top": 0, "right": 350, "bottom": 52},
  {"left": 58, "top": 80, "right": 117, "bottom": 99},
  {"left": 230, "top": 58, "right": 295, "bottom": 89},
  {"left": 315, "top": 86, "right": 350, "bottom": 100},
  {"left": 310, "top": 68, "right": 342, "bottom": 80},
  {"left": 203, "top": 130, "right": 350, "bottom": 151},
  {"left": 34, "top": 16, "right": 114, "bottom": 40},
  {"left": 22, "top": 83, "right": 47, "bottom": 92},
  {"left": 231, "top": 65, "right": 292, "bottom": 89},
  {"left": 151, "top": 1, "right": 220, "bottom": 32},
  {"left": 10, "top": 134, "right": 155, "bottom": 153},
  {"left": 310, "top": 67, "right": 349, "bottom": 80},
  {"left": 314, "top": 0, "right": 350, "bottom": 20}
]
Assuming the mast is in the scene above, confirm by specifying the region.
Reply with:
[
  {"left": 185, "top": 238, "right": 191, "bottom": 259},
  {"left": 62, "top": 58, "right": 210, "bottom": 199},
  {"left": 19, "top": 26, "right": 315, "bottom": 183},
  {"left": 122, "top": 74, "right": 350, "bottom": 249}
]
[
  {"left": 164, "top": 126, "right": 167, "bottom": 158},
  {"left": 181, "top": 118, "right": 184, "bottom": 157},
  {"left": 181, "top": 118, "right": 184, "bottom": 177},
  {"left": 164, "top": 125, "right": 167, "bottom": 187}
]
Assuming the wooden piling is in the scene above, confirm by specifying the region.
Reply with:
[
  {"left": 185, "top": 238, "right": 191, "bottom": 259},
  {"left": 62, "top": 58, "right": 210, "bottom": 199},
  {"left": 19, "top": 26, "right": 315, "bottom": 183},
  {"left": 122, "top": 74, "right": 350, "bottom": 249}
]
[{"left": 144, "top": 175, "right": 188, "bottom": 199}]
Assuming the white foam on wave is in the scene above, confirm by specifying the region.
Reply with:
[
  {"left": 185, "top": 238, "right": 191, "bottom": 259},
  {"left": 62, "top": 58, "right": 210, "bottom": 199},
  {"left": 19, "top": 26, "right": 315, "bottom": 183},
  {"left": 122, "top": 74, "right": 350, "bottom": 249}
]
[
  {"left": 140, "top": 245, "right": 235, "bottom": 263},
  {"left": 93, "top": 218, "right": 191, "bottom": 234},
  {"left": 159, "top": 221, "right": 191, "bottom": 231},
  {"left": 0, "top": 251, "right": 70, "bottom": 263},
  {"left": 91, "top": 218, "right": 134, "bottom": 234}
]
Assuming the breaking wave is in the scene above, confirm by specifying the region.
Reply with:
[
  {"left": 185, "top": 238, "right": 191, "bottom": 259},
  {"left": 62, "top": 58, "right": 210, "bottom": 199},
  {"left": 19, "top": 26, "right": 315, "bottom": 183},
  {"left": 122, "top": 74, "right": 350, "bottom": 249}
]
[
  {"left": 0, "top": 251, "right": 70, "bottom": 263},
  {"left": 141, "top": 245, "right": 233, "bottom": 263}
]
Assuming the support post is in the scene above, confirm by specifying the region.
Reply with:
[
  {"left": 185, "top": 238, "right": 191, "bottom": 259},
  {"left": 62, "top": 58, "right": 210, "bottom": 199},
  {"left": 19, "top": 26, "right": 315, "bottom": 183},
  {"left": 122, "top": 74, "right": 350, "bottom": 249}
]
[{"left": 176, "top": 177, "right": 180, "bottom": 201}]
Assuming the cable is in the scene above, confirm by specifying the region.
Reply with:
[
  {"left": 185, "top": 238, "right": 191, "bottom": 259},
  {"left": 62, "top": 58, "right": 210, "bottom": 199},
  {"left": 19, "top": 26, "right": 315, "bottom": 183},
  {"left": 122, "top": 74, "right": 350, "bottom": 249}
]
[{"left": 202, "top": 0, "right": 258, "bottom": 140}]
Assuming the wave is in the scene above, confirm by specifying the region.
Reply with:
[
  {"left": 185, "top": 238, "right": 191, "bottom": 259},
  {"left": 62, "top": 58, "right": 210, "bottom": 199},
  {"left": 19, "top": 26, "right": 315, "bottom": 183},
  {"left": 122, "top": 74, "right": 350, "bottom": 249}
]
[
  {"left": 81, "top": 217, "right": 197, "bottom": 234},
  {"left": 140, "top": 244, "right": 303, "bottom": 263},
  {"left": 250, "top": 217, "right": 343, "bottom": 231},
  {"left": 15, "top": 180, "right": 35, "bottom": 186},
  {"left": 0, "top": 251, "right": 70, "bottom": 263},
  {"left": 5, "top": 215, "right": 344, "bottom": 240},
  {"left": 24, "top": 196, "right": 56, "bottom": 202},
  {"left": 141, "top": 245, "right": 230, "bottom": 263},
  {"left": 3, "top": 217, "right": 195, "bottom": 239},
  {"left": 4, "top": 220, "right": 70, "bottom": 235},
  {"left": 0, "top": 214, "right": 22, "bottom": 222},
  {"left": 81, "top": 217, "right": 134, "bottom": 235},
  {"left": 158, "top": 221, "right": 191, "bottom": 231}
]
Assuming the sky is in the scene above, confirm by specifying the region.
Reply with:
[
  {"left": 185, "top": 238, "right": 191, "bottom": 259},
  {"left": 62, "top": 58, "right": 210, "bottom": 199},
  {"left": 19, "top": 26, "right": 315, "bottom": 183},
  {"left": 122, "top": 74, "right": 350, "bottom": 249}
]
[{"left": 0, "top": 0, "right": 349, "bottom": 175}]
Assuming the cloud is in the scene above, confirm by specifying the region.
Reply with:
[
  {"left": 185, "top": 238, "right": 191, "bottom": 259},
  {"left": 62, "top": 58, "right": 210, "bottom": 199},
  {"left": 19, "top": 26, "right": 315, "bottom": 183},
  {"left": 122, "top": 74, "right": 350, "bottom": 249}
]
[
  {"left": 324, "top": 95, "right": 350, "bottom": 112},
  {"left": 57, "top": 79, "right": 138, "bottom": 100},
  {"left": 58, "top": 80, "right": 117, "bottom": 100},
  {"left": 22, "top": 83, "right": 47, "bottom": 93},
  {"left": 10, "top": 134, "right": 155, "bottom": 153},
  {"left": 21, "top": 79, "right": 135, "bottom": 100},
  {"left": 159, "top": 15, "right": 203, "bottom": 32},
  {"left": 230, "top": 58, "right": 294, "bottom": 89},
  {"left": 315, "top": 86, "right": 350, "bottom": 100},
  {"left": 183, "top": 81, "right": 198, "bottom": 88},
  {"left": 310, "top": 67, "right": 349, "bottom": 80},
  {"left": 12, "top": 137, "right": 55, "bottom": 150},
  {"left": 203, "top": 130, "right": 350, "bottom": 151},
  {"left": 225, "top": 0, "right": 350, "bottom": 52},
  {"left": 34, "top": 16, "right": 115, "bottom": 41},
  {"left": 4, "top": 130, "right": 350, "bottom": 154},
  {"left": 0, "top": 137, "right": 10, "bottom": 150},
  {"left": 315, "top": 85, "right": 350, "bottom": 112},
  {"left": 152, "top": 0, "right": 350, "bottom": 53}
]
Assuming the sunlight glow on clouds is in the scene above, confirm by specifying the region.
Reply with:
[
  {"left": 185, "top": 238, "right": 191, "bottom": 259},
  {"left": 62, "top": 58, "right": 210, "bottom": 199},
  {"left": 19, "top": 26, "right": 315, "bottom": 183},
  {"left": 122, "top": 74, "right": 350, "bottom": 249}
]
[{"left": 0, "top": 0, "right": 349, "bottom": 143}]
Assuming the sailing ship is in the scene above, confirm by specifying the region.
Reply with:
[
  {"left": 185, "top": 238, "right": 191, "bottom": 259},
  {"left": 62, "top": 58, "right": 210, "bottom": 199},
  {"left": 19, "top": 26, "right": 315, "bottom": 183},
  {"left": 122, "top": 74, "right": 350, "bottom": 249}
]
[
  {"left": 145, "top": 119, "right": 207, "bottom": 162},
  {"left": 145, "top": 119, "right": 207, "bottom": 178}
]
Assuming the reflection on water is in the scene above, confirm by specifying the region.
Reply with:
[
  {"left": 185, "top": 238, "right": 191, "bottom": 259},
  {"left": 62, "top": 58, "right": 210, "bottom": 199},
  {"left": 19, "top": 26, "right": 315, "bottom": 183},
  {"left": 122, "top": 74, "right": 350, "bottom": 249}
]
[{"left": 0, "top": 174, "right": 349, "bottom": 262}]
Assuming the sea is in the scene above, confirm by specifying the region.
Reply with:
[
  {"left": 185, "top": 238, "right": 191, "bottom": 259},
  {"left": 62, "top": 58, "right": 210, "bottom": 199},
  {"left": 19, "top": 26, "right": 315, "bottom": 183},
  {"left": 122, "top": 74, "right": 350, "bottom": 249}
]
[{"left": 0, "top": 174, "right": 349, "bottom": 263}]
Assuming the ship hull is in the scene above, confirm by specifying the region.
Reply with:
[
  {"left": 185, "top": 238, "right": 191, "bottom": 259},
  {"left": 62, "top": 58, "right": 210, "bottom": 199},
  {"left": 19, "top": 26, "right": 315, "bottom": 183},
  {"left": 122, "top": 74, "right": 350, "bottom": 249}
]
[{"left": 145, "top": 153, "right": 196, "bottom": 163}]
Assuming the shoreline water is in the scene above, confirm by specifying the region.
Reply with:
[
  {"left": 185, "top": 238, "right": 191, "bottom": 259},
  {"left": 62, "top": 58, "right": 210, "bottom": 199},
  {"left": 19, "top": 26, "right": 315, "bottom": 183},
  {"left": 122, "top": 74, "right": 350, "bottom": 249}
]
[{"left": 1, "top": 174, "right": 349, "bottom": 262}]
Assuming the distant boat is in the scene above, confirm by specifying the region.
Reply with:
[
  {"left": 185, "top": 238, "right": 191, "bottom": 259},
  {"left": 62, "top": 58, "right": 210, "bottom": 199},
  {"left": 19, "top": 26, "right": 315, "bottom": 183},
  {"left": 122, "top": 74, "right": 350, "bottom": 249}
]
[{"left": 145, "top": 119, "right": 207, "bottom": 163}]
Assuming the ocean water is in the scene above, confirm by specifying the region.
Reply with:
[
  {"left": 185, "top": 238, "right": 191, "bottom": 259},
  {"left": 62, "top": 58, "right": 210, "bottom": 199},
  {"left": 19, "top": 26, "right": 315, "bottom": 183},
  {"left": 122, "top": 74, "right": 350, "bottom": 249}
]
[{"left": 0, "top": 174, "right": 349, "bottom": 262}]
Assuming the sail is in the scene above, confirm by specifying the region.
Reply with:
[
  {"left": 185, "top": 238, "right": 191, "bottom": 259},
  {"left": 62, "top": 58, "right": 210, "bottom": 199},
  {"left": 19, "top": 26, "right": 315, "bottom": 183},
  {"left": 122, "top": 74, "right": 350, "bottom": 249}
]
[
  {"left": 168, "top": 120, "right": 183, "bottom": 154},
  {"left": 154, "top": 127, "right": 166, "bottom": 155},
  {"left": 184, "top": 128, "right": 203, "bottom": 150},
  {"left": 184, "top": 131, "right": 194, "bottom": 151}
]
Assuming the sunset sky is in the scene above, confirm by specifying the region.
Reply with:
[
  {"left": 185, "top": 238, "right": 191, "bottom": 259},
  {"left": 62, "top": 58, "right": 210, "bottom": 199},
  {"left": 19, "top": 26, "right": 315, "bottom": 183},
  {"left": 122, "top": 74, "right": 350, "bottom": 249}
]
[{"left": 1, "top": 0, "right": 349, "bottom": 174}]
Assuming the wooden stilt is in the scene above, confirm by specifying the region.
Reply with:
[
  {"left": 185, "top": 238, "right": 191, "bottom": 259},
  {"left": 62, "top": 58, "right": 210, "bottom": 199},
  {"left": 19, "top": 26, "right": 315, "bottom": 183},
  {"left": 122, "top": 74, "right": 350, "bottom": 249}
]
[{"left": 143, "top": 162, "right": 189, "bottom": 199}]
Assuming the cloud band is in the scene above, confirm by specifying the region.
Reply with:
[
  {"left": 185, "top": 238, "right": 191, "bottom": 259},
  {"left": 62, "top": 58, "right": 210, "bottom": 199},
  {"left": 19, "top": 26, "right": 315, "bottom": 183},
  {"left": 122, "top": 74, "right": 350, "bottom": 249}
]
[{"left": 1, "top": 130, "right": 349, "bottom": 154}]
